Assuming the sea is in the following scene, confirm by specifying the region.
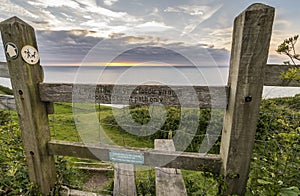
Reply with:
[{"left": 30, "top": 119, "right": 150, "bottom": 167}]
[{"left": 1, "top": 66, "right": 299, "bottom": 99}]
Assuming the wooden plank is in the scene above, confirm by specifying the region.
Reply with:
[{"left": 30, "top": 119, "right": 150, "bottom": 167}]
[
  {"left": 0, "top": 62, "right": 10, "bottom": 78},
  {"left": 0, "top": 94, "right": 15, "bottom": 110},
  {"left": 155, "top": 139, "right": 187, "bottom": 196},
  {"left": 113, "top": 163, "right": 137, "bottom": 196},
  {"left": 220, "top": 4, "right": 275, "bottom": 195},
  {"left": 60, "top": 188, "right": 109, "bottom": 196},
  {"left": 264, "top": 64, "right": 300, "bottom": 87},
  {"left": 39, "top": 83, "right": 229, "bottom": 108},
  {"left": 0, "top": 17, "right": 56, "bottom": 194},
  {"left": 47, "top": 140, "right": 222, "bottom": 174}
]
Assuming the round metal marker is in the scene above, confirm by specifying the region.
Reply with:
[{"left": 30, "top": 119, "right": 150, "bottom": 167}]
[
  {"left": 5, "top": 42, "right": 19, "bottom": 59},
  {"left": 21, "top": 45, "right": 40, "bottom": 65}
]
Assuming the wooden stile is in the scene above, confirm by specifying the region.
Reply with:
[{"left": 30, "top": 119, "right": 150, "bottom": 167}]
[
  {"left": 47, "top": 140, "right": 222, "bottom": 173},
  {"left": 0, "top": 3, "right": 287, "bottom": 195},
  {"left": 0, "top": 17, "right": 56, "bottom": 194},
  {"left": 113, "top": 163, "right": 137, "bottom": 196},
  {"left": 155, "top": 139, "right": 187, "bottom": 196},
  {"left": 220, "top": 4, "right": 275, "bottom": 195}
]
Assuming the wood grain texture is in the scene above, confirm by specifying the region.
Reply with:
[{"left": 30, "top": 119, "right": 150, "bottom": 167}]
[
  {"left": 0, "top": 94, "right": 15, "bottom": 110},
  {"left": 47, "top": 140, "right": 222, "bottom": 174},
  {"left": 39, "top": 83, "right": 229, "bottom": 108},
  {"left": 220, "top": 4, "right": 275, "bottom": 195},
  {"left": 0, "top": 62, "right": 10, "bottom": 78},
  {"left": 0, "top": 16, "right": 56, "bottom": 194},
  {"left": 113, "top": 163, "right": 137, "bottom": 196},
  {"left": 155, "top": 140, "right": 187, "bottom": 196}
]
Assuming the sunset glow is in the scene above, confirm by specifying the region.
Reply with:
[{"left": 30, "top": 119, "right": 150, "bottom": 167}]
[{"left": 44, "top": 61, "right": 185, "bottom": 67}]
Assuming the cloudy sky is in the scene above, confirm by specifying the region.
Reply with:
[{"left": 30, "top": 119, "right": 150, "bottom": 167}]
[{"left": 0, "top": 0, "right": 299, "bottom": 66}]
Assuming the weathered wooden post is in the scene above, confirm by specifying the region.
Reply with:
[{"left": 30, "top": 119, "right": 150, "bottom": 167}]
[
  {"left": 220, "top": 4, "right": 274, "bottom": 195},
  {"left": 0, "top": 17, "right": 56, "bottom": 194}
]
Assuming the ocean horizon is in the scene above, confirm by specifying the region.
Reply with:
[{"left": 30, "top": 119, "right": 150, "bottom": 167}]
[{"left": 1, "top": 65, "right": 299, "bottom": 99}]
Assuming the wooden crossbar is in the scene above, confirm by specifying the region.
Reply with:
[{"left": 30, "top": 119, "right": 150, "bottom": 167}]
[
  {"left": 47, "top": 140, "right": 222, "bottom": 174},
  {"left": 39, "top": 83, "right": 229, "bottom": 108},
  {"left": 0, "top": 94, "right": 15, "bottom": 110}
]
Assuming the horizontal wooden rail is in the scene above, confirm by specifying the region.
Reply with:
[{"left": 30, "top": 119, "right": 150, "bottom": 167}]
[
  {"left": 1, "top": 63, "right": 298, "bottom": 110},
  {"left": 0, "top": 62, "right": 10, "bottom": 78},
  {"left": 39, "top": 83, "right": 229, "bottom": 108},
  {"left": 0, "top": 94, "right": 15, "bottom": 110},
  {"left": 47, "top": 140, "right": 222, "bottom": 174},
  {"left": 264, "top": 64, "right": 300, "bottom": 87}
]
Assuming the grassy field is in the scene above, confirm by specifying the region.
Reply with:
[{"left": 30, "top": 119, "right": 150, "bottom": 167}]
[
  {"left": 49, "top": 103, "right": 154, "bottom": 148},
  {"left": 1, "top": 94, "right": 299, "bottom": 195}
]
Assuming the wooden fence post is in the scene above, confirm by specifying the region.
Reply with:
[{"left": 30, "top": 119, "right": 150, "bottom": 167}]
[
  {"left": 220, "top": 4, "right": 274, "bottom": 195},
  {"left": 0, "top": 17, "right": 56, "bottom": 194}
]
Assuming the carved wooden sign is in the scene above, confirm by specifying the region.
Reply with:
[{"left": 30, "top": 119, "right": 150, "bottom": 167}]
[{"left": 39, "top": 83, "right": 228, "bottom": 108}]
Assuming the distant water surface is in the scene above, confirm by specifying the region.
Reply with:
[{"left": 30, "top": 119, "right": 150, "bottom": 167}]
[{"left": 1, "top": 66, "right": 299, "bottom": 99}]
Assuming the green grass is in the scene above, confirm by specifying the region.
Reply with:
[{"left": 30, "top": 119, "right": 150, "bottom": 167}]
[
  {"left": 1, "top": 94, "right": 299, "bottom": 195},
  {"left": 50, "top": 103, "right": 154, "bottom": 148}
]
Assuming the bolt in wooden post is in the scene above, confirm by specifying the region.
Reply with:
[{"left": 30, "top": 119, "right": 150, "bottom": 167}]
[
  {"left": 220, "top": 4, "right": 274, "bottom": 195},
  {"left": 0, "top": 17, "right": 56, "bottom": 194}
]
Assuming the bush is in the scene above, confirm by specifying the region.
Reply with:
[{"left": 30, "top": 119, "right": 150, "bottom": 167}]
[
  {"left": 0, "top": 111, "right": 89, "bottom": 195},
  {"left": 101, "top": 106, "right": 224, "bottom": 153},
  {"left": 0, "top": 121, "right": 40, "bottom": 195},
  {"left": 247, "top": 96, "right": 300, "bottom": 195}
]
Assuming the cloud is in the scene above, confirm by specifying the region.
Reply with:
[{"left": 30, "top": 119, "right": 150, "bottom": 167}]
[
  {"left": 0, "top": 0, "right": 141, "bottom": 35},
  {"left": 164, "top": 5, "right": 209, "bottom": 16},
  {"left": 103, "top": 0, "right": 118, "bottom": 6},
  {"left": 28, "top": 29, "right": 230, "bottom": 67},
  {"left": 35, "top": 30, "right": 102, "bottom": 65},
  {"left": 28, "top": 0, "right": 80, "bottom": 9},
  {"left": 0, "top": 0, "right": 39, "bottom": 20},
  {"left": 135, "top": 21, "right": 173, "bottom": 32},
  {"left": 164, "top": 4, "right": 223, "bottom": 34}
]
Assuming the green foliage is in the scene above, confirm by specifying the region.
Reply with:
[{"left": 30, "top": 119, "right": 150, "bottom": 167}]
[
  {"left": 280, "top": 67, "right": 300, "bottom": 83},
  {"left": 0, "top": 85, "right": 13, "bottom": 95},
  {"left": 0, "top": 110, "right": 10, "bottom": 125},
  {"left": 101, "top": 106, "right": 224, "bottom": 153},
  {"left": 276, "top": 35, "right": 300, "bottom": 84},
  {"left": 0, "top": 121, "right": 40, "bottom": 195},
  {"left": 247, "top": 96, "right": 300, "bottom": 195},
  {"left": 50, "top": 156, "right": 90, "bottom": 195},
  {"left": 1, "top": 96, "right": 299, "bottom": 195},
  {"left": 135, "top": 169, "right": 156, "bottom": 195},
  {"left": 183, "top": 171, "right": 225, "bottom": 195},
  {"left": 0, "top": 104, "right": 92, "bottom": 195}
]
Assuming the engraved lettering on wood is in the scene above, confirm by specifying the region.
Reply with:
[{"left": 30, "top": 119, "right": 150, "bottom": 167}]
[{"left": 40, "top": 83, "right": 228, "bottom": 108}]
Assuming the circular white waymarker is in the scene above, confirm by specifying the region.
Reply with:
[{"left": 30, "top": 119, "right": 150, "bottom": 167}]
[
  {"left": 21, "top": 45, "right": 40, "bottom": 65},
  {"left": 5, "top": 42, "right": 18, "bottom": 59}
]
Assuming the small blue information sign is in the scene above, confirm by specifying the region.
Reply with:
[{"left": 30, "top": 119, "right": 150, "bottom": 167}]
[{"left": 109, "top": 150, "right": 144, "bottom": 165}]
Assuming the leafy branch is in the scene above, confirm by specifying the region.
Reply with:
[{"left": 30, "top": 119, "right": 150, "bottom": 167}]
[{"left": 276, "top": 35, "right": 300, "bottom": 84}]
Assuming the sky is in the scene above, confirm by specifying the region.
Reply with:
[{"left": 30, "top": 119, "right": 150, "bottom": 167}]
[{"left": 0, "top": 0, "right": 299, "bottom": 66}]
